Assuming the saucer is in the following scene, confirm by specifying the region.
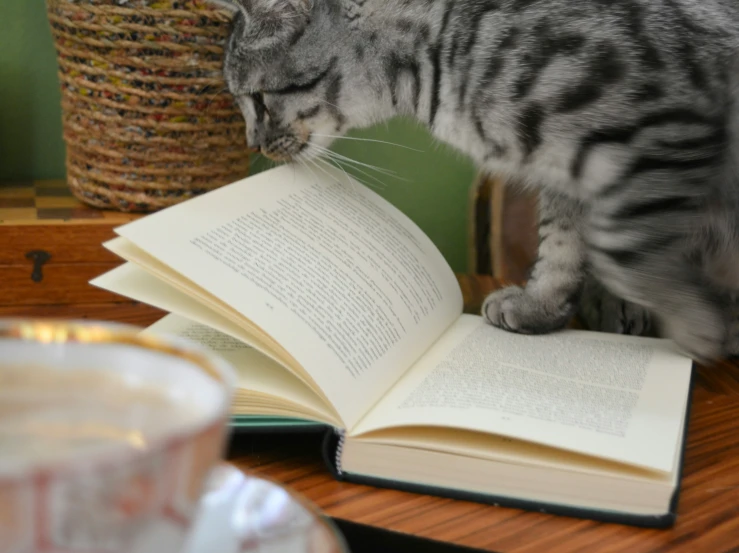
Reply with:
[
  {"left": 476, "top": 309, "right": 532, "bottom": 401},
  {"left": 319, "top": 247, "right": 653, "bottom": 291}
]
[{"left": 182, "top": 465, "right": 348, "bottom": 553}]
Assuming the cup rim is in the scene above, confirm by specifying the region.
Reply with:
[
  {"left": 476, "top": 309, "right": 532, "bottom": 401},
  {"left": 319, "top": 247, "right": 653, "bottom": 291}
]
[{"left": 0, "top": 318, "right": 238, "bottom": 480}]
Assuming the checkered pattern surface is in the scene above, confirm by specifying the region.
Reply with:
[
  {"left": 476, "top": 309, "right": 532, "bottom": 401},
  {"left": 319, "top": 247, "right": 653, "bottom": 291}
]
[{"left": 0, "top": 180, "right": 140, "bottom": 225}]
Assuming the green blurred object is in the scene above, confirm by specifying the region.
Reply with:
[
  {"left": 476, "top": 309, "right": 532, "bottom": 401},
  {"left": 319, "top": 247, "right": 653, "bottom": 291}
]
[
  {"left": 0, "top": 0, "right": 66, "bottom": 181},
  {"left": 0, "top": 0, "right": 475, "bottom": 272},
  {"left": 229, "top": 415, "right": 326, "bottom": 432}
]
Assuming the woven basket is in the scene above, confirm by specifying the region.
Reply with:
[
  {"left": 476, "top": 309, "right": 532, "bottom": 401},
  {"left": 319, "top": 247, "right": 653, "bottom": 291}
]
[{"left": 46, "top": 0, "right": 249, "bottom": 212}]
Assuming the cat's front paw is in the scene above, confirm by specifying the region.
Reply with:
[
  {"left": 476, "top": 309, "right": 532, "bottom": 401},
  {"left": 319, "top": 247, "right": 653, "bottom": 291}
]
[
  {"left": 482, "top": 286, "right": 575, "bottom": 335},
  {"left": 578, "top": 279, "right": 653, "bottom": 336}
]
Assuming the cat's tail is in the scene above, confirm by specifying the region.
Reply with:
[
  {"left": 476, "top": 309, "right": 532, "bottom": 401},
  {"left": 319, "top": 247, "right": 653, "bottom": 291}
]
[
  {"left": 701, "top": 54, "right": 739, "bottom": 292},
  {"left": 692, "top": 50, "right": 739, "bottom": 292},
  {"left": 728, "top": 52, "right": 739, "bottom": 177}
]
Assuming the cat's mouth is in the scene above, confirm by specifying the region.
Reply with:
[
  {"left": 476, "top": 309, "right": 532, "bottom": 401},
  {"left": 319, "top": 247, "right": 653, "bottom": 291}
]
[
  {"left": 255, "top": 131, "right": 312, "bottom": 162},
  {"left": 258, "top": 142, "right": 309, "bottom": 163}
]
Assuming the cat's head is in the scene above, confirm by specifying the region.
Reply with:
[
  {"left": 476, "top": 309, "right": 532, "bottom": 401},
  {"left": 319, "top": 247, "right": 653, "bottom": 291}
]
[{"left": 208, "top": 0, "right": 385, "bottom": 162}]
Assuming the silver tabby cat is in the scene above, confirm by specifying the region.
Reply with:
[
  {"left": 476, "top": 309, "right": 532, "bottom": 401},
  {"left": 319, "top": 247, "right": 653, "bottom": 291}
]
[{"left": 208, "top": 0, "right": 739, "bottom": 361}]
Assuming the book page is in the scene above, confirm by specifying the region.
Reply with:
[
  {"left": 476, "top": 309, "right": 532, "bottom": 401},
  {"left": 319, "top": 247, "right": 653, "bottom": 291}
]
[
  {"left": 114, "top": 164, "right": 462, "bottom": 428},
  {"left": 95, "top": 242, "right": 337, "bottom": 408},
  {"left": 352, "top": 315, "right": 693, "bottom": 472},
  {"left": 352, "top": 426, "right": 673, "bottom": 480},
  {"left": 92, "top": 257, "right": 287, "bottom": 367},
  {"left": 143, "top": 313, "right": 340, "bottom": 426}
]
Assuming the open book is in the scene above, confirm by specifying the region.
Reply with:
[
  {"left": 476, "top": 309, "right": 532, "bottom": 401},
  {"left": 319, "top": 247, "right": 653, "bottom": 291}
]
[{"left": 92, "top": 164, "right": 695, "bottom": 528}]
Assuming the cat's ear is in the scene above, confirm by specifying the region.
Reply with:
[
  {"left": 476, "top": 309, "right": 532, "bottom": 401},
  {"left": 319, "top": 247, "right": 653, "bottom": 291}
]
[
  {"left": 201, "top": 0, "right": 313, "bottom": 18},
  {"left": 202, "top": 0, "right": 243, "bottom": 14},
  {"left": 245, "top": 0, "right": 313, "bottom": 15},
  {"left": 235, "top": 0, "right": 314, "bottom": 50}
]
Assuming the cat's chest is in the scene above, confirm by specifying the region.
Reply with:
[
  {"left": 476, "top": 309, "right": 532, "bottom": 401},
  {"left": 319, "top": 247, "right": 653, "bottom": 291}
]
[{"left": 432, "top": 111, "right": 582, "bottom": 196}]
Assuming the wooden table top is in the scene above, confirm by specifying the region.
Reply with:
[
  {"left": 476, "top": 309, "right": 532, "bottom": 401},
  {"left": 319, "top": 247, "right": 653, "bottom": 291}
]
[
  {"left": 0, "top": 180, "right": 140, "bottom": 226},
  {"left": 26, "top": 274, "right": 739, "bottom": 553}
]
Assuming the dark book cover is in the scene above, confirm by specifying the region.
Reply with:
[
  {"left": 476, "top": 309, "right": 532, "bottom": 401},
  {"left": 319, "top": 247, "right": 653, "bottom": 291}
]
[{"left": 320, "top": 364, "right": 696, "bottom": 529}]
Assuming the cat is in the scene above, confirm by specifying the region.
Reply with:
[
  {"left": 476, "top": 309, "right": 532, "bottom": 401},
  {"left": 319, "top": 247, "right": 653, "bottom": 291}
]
[{"left": 207, "top": 0, "right": 739, "bottom": 362}]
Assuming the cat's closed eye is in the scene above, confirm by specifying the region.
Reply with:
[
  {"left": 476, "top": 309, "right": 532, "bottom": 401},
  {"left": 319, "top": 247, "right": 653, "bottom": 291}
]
[
  {"left": 251, "top": 91, "right": 265, "bottom": 105},
  {"left": 250, "top": 92, "right": 269, "bottom": 118}
]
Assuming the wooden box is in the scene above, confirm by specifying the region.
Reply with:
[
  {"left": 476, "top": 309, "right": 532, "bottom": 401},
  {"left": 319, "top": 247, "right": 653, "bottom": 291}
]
[
  {"left": 0, "top": 179, "right": 164, "bottom": 323},
  {"left": 468, "top": 173, "right": 539, "bottom": 282}
]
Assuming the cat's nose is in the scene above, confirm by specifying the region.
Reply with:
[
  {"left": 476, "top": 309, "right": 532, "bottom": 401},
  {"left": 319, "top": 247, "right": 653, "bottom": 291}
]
[
  {"left": 246, "top": 131, "right": 262, "bottom": 153},
  {"left": 246, "top": 136, "right": 261, "bottom": 153}
]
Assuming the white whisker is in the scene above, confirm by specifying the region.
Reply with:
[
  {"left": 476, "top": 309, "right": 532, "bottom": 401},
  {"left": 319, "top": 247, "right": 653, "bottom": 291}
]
[
  {"left": 300, "top": 143, "right": 391, "bottom": 191},
  {"left": 335, "top": 165, "right": 386, "bottom": 191},
  {"left": 327, "top": 157, "right": 388, "bottom": 190},
  {"left": 309, "top": 144, "right": 404, "bottom": 180},
  {"left": 311, "top": 133, "right": 423, "bottom": 152},
  {"left": 316, "top": 98, "right": 342, "bottom": 111},
  {"left": 326, "top": 152, "right": 401, "bottom": 178},
  {"left": 327, "top": 152, "right": 408, "bottom": 185},
  {"left": 308, "top": 158, "right": 338, "bottom": 183},
  {"left": 297, "top": 157, "right": 321, "bottom": 185},
  {"left": 308, "top": 150, "right": 387, "bottom": 191},
  {"left": 312, "top": 158, "right": 359, "bottom": 195},
  {"left": 301, "top": 145, "right": 361, "bottom": 192}
]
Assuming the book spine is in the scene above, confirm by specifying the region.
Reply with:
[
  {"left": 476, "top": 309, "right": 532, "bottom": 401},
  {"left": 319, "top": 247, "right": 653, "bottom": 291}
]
[
  {"left": 320, "top": 427, "right": 345, "bottom": 480},
  {"left": 333, "top": 428, "right": 346, "bottom": 476}
]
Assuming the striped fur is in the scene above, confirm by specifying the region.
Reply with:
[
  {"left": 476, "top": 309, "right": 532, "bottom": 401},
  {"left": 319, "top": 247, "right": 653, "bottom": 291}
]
[{"left": 215, "top": 0, "right": 739, "bottom": 361}]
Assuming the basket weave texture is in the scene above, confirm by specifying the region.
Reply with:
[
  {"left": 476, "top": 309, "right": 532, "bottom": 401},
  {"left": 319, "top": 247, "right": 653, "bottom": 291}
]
[{"left": 46, "top": 0, "right": 249, "bottom": 212}]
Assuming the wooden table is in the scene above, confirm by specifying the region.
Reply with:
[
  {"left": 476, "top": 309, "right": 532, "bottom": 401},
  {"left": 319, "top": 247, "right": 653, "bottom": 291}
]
[{"left": 19, "top": 275, "right": 739, "bottom": 552}]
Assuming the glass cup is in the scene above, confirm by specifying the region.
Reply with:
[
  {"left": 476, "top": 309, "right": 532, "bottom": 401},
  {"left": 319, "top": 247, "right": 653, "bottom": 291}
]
[{"left": 0, "top": 319, "right": 348, "bottom": 553}]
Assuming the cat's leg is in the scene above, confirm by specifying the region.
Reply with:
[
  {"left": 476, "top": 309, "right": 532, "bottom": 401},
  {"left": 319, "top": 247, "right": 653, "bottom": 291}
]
[
  {"left": 482, "top": 190, "right": 587, "bottom": 334},
  {"left": 580, "top": 227, "right": 738, "bottom": 345},
  {"left": 700, "top": 230, "right": 739, "bottom": 357},
  {"left": 586, "top": 193, "right": 726, "bottom": 362},
  {"left": 577, "top": 275, "right": 655, "bottom": 337},
  {"left": 724, "top": 293, "right": 739, "bottom": 357}
]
